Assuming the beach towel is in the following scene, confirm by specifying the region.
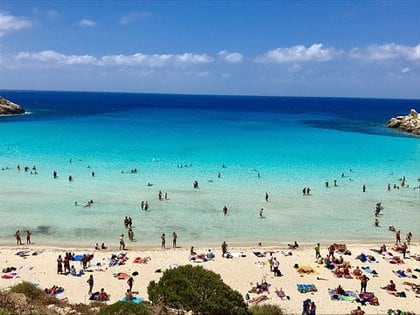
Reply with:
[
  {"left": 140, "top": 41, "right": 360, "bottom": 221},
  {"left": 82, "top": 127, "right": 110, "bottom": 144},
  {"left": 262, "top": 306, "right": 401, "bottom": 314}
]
[
  {"left": 297, "top": 284, "right": 317, "bottom": 293},
  {"left": 15, "top": 251, "right": 30, "bottom": 258},
  {"left": 189, "top": 254, "right": 209, "bottom": 263},
  {"left": 361, "top": 266, "right": 378, "bottom": 276},
  {"left": 228, "top": 251, "right": 246, "bottom": 258},
  {"left": 1, "top": 272, "right": 18, "bottom": 279},
  {"left": 357, "top": 253, "right": 367, "bottom": 262},
  {"left": 72, "top": 255, "right": 84, "bottom": 262},
  {"left": 328, "top": 289, "right": 358, "bottom": 301},
  {"left": 121, "top": 296, "right": 143, "bottom": 304},
  {"left": 393, "top": 270, "right": 417, "bottom": 278},
  {"left": 53, "top": 288, "right": 64, "bottom": 296},
  {"left": 114, "top": 272, "right": 130, "bottom": 280},
  {"left": 133, "top": 257, "right": 150, "bottom": 264},
  {"left": 89, "top": 292, "right": 100, "bottom": 301},
  {"left": 296, "top": 265, "right": 318, "bottom": 275}
]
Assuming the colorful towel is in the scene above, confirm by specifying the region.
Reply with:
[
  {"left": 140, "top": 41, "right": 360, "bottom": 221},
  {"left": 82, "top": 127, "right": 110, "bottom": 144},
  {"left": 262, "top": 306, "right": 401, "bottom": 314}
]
[
  {"left": 121, "top": 296, "right": 143, "bottom": 304},
  {"left": 297, "top": 284, "right": 317, "bottom": 293},
  {"left": 296, "top": 265, "right": 318, "bottom": 275},
  {"left": 328, "top": 289, "right": 358, "bottom": 301}
]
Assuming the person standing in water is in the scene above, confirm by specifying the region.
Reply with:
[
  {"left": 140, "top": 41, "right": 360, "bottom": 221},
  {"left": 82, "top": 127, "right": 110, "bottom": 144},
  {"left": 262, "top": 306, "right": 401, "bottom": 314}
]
[
  {"left": 26, "top": 230, "right": 32, "bottom": 244},
  {"left": 172, "top": 232, "right": 177, "bottom": 248},
  {"left": 15, "top": 230, "right": 23, "bottom": 245},
  {"left": 161, "top": 233, "right": 166, "bottom": 249}
]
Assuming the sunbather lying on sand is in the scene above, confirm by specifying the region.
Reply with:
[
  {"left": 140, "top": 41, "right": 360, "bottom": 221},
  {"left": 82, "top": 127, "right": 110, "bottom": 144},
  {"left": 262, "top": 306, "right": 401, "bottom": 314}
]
[{"left": 249, "top": 294, "right": 269, "bottom": 304}]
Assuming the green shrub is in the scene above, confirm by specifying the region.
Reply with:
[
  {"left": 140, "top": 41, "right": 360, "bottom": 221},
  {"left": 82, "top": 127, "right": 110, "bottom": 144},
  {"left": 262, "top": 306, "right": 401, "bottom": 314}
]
[
  {"left": 0, "top": 308, "right": 10, "bottom": 315},
  {"left": 10, "top": 282, "right": 43, "bottom": 300},
  {"left": 98, "top": 301, "right": 152, "bottom": 315},
  {"left": 249, "top": 304, "right": 284, "bottom": 315},
  {"left": 9, "top": 282, "right": 57, "bottom": 305},
  {"left": 147, "top": 265, "right": 247, "bottom": 315}
]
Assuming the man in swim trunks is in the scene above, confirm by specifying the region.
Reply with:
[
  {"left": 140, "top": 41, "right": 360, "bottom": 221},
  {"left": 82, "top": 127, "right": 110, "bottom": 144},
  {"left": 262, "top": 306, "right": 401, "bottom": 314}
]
[
  {"left": 15, "top": 230, "right": 23, "bottom": 245},
  {"left": 172, "top": 232, "right": 177, "bottom": 248},
  {"left": 26, "top": 230, "right": 32, "bottom": 244}
]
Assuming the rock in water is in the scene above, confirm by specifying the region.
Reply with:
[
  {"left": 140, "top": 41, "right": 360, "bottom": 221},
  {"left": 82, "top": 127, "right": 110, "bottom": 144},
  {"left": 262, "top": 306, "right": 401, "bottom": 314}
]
[
  {"left": 386, "top": 109, "right": 420, "bottom": 136},
  {"left": 0, "top": 96, "right": 26, "bottom": 115}
]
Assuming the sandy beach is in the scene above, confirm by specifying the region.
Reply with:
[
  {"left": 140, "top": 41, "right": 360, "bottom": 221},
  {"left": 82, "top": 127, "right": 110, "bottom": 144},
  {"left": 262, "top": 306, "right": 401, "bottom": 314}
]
[{"left": 1, "top": 240, "right": 419, "bottom": 314}]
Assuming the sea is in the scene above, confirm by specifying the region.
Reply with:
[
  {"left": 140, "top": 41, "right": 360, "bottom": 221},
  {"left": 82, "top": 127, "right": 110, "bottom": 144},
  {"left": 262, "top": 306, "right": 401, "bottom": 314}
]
[{"left": 0, "top": 90, "right": 419, "bottom": 248}]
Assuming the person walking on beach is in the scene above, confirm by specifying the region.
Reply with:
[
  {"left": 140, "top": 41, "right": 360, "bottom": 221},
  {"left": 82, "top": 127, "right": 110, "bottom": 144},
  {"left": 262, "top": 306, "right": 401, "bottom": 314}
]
[
  {"left": 26, "top": 230, "right": 32, "bottom": 244},
  {"left": 15, "top": 230, "right": 23, "bottom": 245},
  {"left": 221, "top": 241, "right": 228, "bottom": 257},
  {"left": 161, "top": 233, "right": 166, "bottom": 249},
  {"left": 315, "top": 243, "right": 321, "bottom": 259},
  {"left": 87, "top": 275, "right": 94, "bottom": 295},
  {"left": 127, "top": 276, "right": 134, "bottom": 292},
  {"left": 362, "top": 184, "right": 366, "bottom": 192},
  {"left": 259, "top": 208, "right": 264, "bottom": 218},
  {"left": 119, "top": 234, "right": 126, "bottom": 250},
  {"left": 396, "top": 230, "right": 401, "bottom": 245},
  {"left": 265, "top": 192, "right": 269, "bottom": 202},
  {"left": 360, "top": 275, "right": 369, "bottom": 293},
  {"left": 172, "top": 232, "right": 177, "bottom": 248}
]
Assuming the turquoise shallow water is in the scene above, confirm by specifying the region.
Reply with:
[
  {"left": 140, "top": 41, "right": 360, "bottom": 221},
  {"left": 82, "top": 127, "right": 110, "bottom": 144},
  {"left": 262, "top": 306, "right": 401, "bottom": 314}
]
[{"left": 0, "top": 91, "right": 419, "bottom": 247}]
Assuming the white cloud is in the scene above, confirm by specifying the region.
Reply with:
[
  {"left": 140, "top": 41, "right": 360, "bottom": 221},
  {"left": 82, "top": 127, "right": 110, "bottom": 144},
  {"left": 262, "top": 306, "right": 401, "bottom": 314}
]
[
  {"left": 217, "top": 50, "right": 243, "bottom": 63},
  {"left": 13, "top": 50, "right": 213, "bottom": 67},
  {"left": 120, "top": 11, "right": 153, "bottom": 25},
  {"left": 349, "top": 44, "right": 420, "bottom": 61},
  {"left": 79, "top": 19, "right": 96, "bottom": 27},
  {"left": 0, "top": 11, "right": 32, "bottom": 37},
  {"left": 16, "top": 50, "right": 97, "bottom": 65},
  {"left": 257, "top": 44, "right": 340, "bottom": 63},
  {"left": 401, "top": 67, "right": 410, "bottom": 73}
]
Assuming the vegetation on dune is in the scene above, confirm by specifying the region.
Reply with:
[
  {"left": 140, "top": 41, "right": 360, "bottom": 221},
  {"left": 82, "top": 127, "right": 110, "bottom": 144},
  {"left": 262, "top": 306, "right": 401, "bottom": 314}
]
[
  {"left": 147, "top": 264, "right": 248, "bottom": 315},
  {"left": 248, "top": 304, "right": 284, "bottom": 315},
  {"left": 98, "top": 301, "right": 153, "bottom": 315},
  {"left": 1, "top": 279, "right": 285, "bottom": 315}
]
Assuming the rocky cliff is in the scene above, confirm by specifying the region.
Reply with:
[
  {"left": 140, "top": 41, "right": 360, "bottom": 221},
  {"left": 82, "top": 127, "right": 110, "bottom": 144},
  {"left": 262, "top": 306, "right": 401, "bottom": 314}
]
[
  {"left": 0, "top": 96, "right": 26, "bottom": 115},
  {"left": 387, "top": 109, "right": 420, "bottom": 136}
]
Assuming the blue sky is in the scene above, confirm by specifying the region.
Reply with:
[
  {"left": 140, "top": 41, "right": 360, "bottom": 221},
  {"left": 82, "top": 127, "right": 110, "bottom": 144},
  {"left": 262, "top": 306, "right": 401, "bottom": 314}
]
[{"left": 1, "top": 1, "right": 419, "bottom": 98}]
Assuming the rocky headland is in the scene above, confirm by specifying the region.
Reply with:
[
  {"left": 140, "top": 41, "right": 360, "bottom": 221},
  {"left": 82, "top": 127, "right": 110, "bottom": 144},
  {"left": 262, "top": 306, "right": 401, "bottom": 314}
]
[
  {"left": 0, "top": 96, "right": 26, "bottom": 115},
  {"left": 387, "top": 109, "right": 420, "bottom": 135}
]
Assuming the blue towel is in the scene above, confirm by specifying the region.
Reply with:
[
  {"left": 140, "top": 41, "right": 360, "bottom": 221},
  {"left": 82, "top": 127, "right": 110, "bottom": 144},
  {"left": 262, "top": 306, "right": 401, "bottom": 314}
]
[{"left": 121, "top": 296, "right": 143, "bottom": 304}]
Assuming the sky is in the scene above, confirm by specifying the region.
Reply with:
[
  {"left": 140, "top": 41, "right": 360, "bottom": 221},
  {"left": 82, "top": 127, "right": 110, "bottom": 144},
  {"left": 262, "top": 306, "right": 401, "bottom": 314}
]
[{"left": 0, "top": 1, "right": 419, "bottom": 98}]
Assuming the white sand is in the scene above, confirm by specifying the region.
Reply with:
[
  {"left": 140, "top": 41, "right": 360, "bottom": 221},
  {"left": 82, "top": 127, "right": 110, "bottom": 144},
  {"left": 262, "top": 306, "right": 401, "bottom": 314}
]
[{"left": 1, "top": 241, "right": 419, "bottom": 314}]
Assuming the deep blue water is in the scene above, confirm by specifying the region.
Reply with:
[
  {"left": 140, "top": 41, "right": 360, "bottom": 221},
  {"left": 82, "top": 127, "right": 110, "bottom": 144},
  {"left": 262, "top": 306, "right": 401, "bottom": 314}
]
[{"left": 1, "top": 90, "right": 419, "bottom": 137}]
